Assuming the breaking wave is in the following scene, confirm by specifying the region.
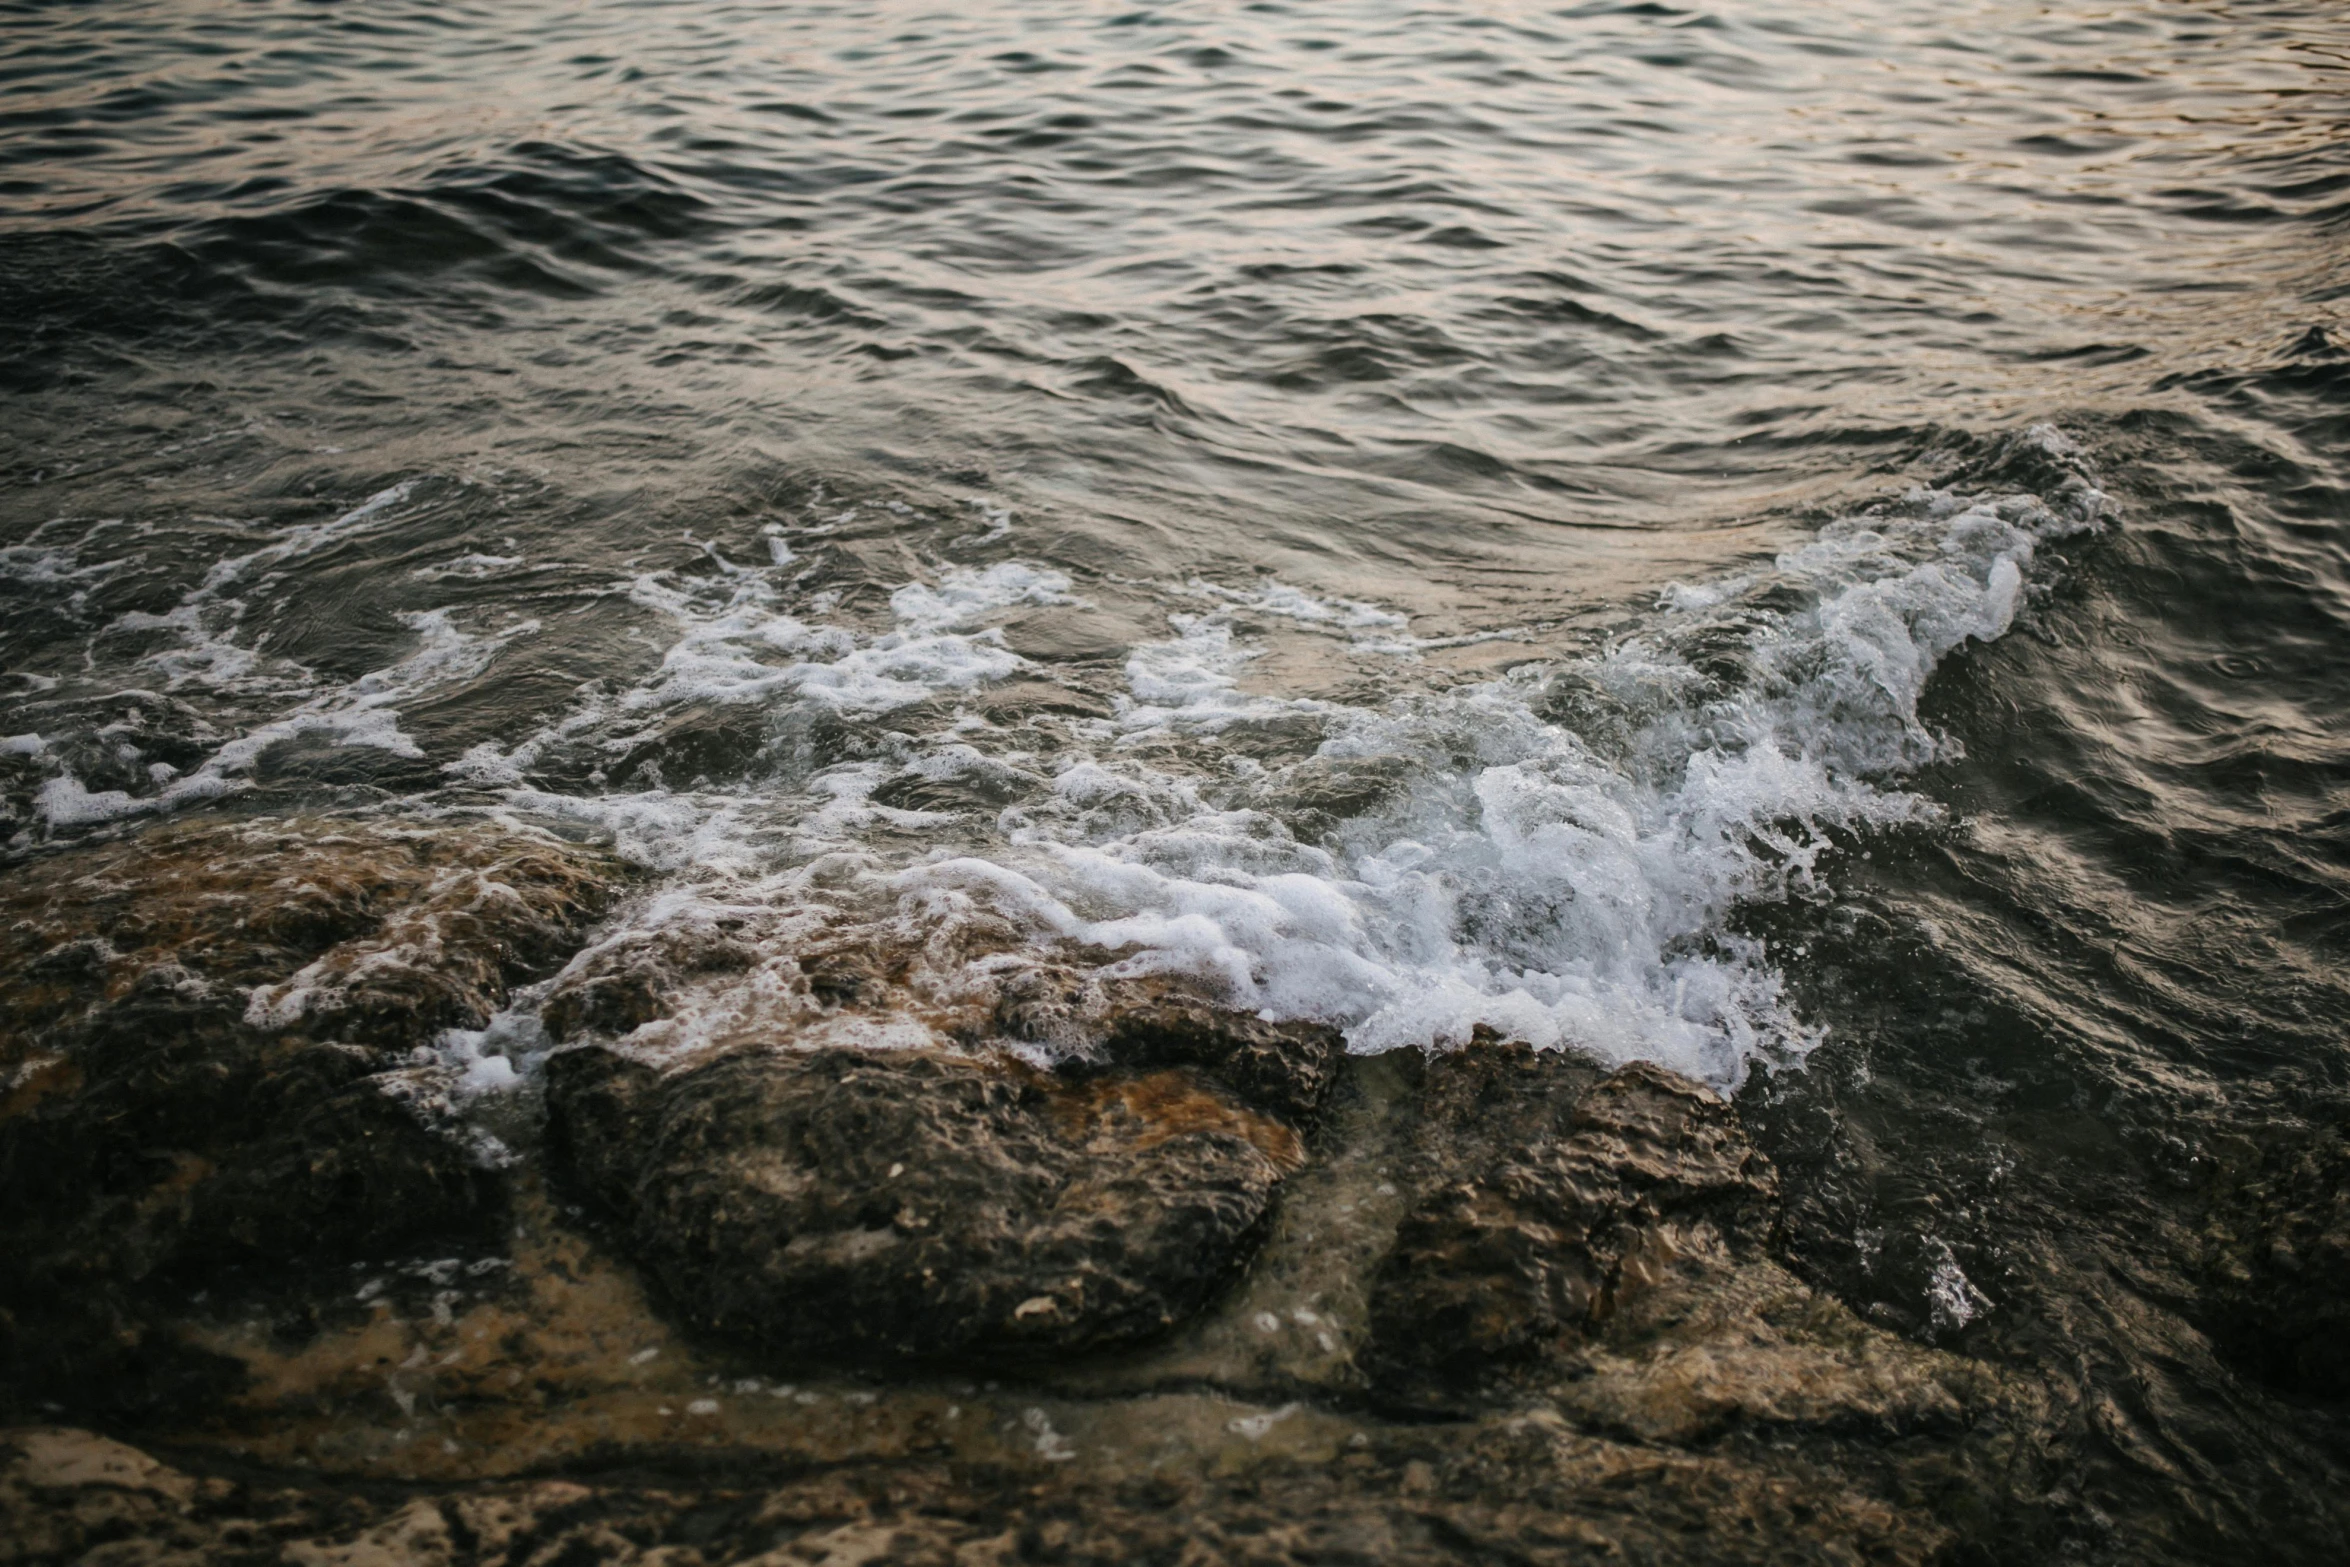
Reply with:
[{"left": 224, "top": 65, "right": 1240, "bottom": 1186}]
[
  {"left": 3, "top": 429, "right": 2105, "bottom": 1092},
  {"left": 444, "top": 426, "right": 2106, "bottom": 1092}
]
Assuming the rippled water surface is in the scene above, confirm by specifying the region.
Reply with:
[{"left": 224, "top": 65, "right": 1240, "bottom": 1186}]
[{"left": 5, "top": 0, "right": 2349, "bottom": 1558}]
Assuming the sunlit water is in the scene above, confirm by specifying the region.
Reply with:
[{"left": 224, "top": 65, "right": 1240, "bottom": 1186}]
[{"left": 4, "top": 1, "right": 2348, "bottom": 1556}]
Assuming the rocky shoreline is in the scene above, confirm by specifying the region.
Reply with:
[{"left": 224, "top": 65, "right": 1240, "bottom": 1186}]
[{"left": 2, "top": 810, "right": 2340, "bottom": 1564}]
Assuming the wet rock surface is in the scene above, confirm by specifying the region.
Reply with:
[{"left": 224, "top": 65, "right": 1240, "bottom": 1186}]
[
  {"left": 1365, "top": 1042, "right": 2028, "bottom": 1525},
  {"left": 1095, "top": 994, "right": 1343, "bottom": 1128},
  {"left": 1369, "top": 1047, "right": 1781, "bottom": 1393},
  {"left": 2203, "top": 1113, "right": 2350, "bottom": 1397},
  {"left": 0, "top": 841, "right": 2179, "bottom": 1563},
  {"left": 546, "top": 1041, "right": 1310, "bottom": 1364},
  {"left": 1, "top": 1414, "right": 1965, "bottom": 1567},
  {"left": 0, "top": 814, "right": 622, "bottom": 1056},
  {"left": 0, "top": 815, "right": 624, "bottom": 1414}
]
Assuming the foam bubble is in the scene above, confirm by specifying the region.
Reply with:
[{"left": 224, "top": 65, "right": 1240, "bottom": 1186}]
[
  {"left": 890, "top": 562, "right": 1075, "bottom": 631},
  {"left": 497, "top": 786, "right": 769, "bottom": 876},
  {"left": 433, "top": 1008, "right": 547, "bottom": 1099}
]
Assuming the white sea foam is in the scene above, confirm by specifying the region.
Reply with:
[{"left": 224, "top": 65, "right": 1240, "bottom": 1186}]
[
  {"left": 432, "top": 558, "right": 1079, "bottom": 869},
  {"left": 411, "top": 553, "right": 523, "bottom": 582},
  {"left": 890, "top": 562, "right": 1074, "bottom": 631},
  {"left": 445, "top": 431, "right": 2102, "bottom": 1092},
  {"left": 36, "top": 607, "right": 533, "bottom": 831},
  {"left": 21, "top": 484, "right": 451, "bottom": 831},
  {"left": 494, "top": 786, "right": 769, "bottom": 876},
  {"left": 1923, "top": 1239, "right": 1990, "bottom": 1332},
  {"left": 1176, "top": 577, "right": 1531, "bottom": 659},
  {"left": 200, "top": 481, "right": 417, "bottom": 597},
  {"left": 433, "top": 1008, "right": 547, "bottom": 1099},
  {"left": 1118, "top": 614, "right": 1335, "bottom": 737},
  {"left": 78, "top": 482, "right": 429, "bottom": 702},
  {"left": 1191, "top": 579, "right": 1408, "bottom": 634},
  {"left": 619, "top": 558, "right": 1070, "bottom": 716},
  {"left": 877, "top": 430, "right": 2103, "bottom": 1088},
  {"left": 0, "top": 541, "right": 119, "bottom": 591}
]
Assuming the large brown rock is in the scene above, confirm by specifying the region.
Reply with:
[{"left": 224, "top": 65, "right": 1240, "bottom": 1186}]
[
  {"left": 0, "top": 814, "right": 621, "bottom": 1059},
  {"left": 535, "top": 909, "right": 1349, "bottom": 1134},
  {"left": 1365, "top": 1041, "right": 2006, "bottom": 1465},
  {"left": 1097, "top": 993, "right": 1345, "bottom": 1127},
  {"left": 1367, "top": 1053, "right": 1778, "bottom": 1389},
  {"left": 0, "top": 815, "right": 625, "bottom": 1414},
  {"left": 545, "top": 1042, "right": 1317, "bottom": 1364}
]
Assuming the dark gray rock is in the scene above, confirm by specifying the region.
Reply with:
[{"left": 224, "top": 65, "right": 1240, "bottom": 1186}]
[
  {"left": 546, "top": 1044, "right": 1303, "bottom": 1364},
  {"left": 1367, "top": 1048, "right": 1778, "bottom": 1392}
]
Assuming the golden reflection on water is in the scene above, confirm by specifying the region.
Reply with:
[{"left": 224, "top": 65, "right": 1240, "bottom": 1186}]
[{"left": 2, "top": 1, "right": 2345, "bottom": 615}]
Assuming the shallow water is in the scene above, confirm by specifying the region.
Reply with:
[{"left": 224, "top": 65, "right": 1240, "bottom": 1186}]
[{"left": 5, "top": 0, "right": 2349, "bottom": 1558}]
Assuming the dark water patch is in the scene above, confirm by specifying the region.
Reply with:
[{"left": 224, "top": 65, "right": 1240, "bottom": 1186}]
[{"left": 1729, "top": 406, "right": 2350, "bottom": 1559}]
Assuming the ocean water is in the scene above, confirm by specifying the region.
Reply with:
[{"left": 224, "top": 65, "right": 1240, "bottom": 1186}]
[{"left": 4, "top": 1, "right": 2348, "bottom": 1555}]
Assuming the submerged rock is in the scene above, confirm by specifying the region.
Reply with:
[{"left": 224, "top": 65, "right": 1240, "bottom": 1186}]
[
  {"left": 0, "top": 1017, "right": 2051, "bottom": 1563},
  {"left": 2203, "top": 1115, "right": 2350, "bottom": 1397},
  {"left": 546, "top": 1038, "right": 1323, "bottom": 1364},
  {"left": 0, "top": 1411, "right": 1965, "bottom": 1567},
  {"left": 1366, "top": 1040, "right": 2009, "bottom": 1455},
  {"left": 1368, "top": 1054, "right": 1779, "bottom": 1389},
  {"left": 0, "top": 1409, "right": 1973, "bottom": 1567},
  {"left": 0, "top": 814, "right": 624, "bottom": 1413}
]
